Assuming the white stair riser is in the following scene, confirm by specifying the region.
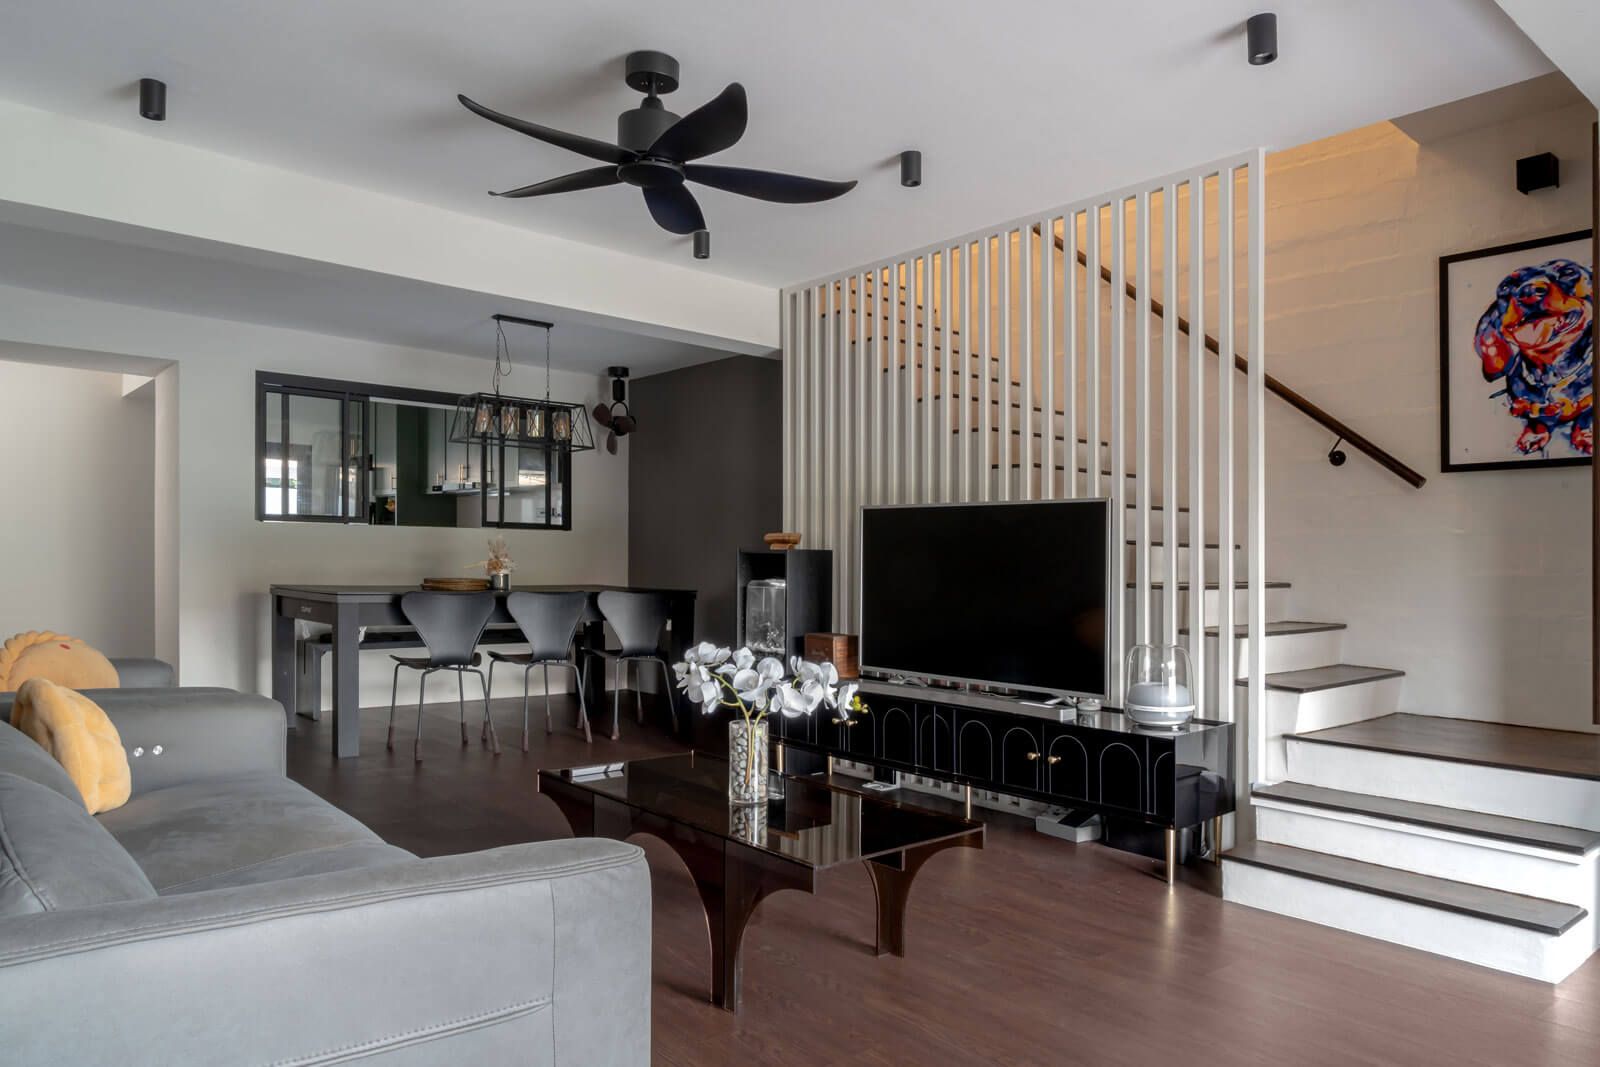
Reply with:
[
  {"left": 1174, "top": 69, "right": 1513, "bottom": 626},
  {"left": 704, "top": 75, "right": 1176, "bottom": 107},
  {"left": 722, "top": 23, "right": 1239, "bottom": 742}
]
[
  {"left": 1201, "top": 629, "right": 1348, "bottom": 713},
  {"left": 1121, "top": 586, "right": 1291, "bottom": 635},
  {"left": 1126, "top": 544, "right": 1236, "bottom": 583},
  {"left": 994, "top": 467, "right": 1141, "bottom": 502},
  {"left": 1254, "top": 803, "right": 1598, "bottom": 907},
  {"left": 1222, "top": 861, "right": 1594, "bottom": 984},
  {"left": 1286, "top": 740, "right": 1600, "bottom": 831},
  {"left": 1211, "top": 628, "right": 1346, "bottom": 680},
  {"left": 1255, "top": 678, "right": 1404, "bottom": 779}
]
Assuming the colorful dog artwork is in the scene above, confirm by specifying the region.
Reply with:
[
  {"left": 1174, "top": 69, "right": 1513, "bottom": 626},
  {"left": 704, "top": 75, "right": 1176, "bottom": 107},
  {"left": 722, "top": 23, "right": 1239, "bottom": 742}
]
[{"left": 1441, "top": 232, "right": 1594, "bottom": 472}]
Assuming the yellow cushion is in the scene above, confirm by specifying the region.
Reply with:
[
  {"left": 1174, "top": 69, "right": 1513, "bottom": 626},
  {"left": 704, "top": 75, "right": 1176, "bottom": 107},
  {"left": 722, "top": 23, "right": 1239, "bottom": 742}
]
[
  {"left": 10, "top": 679, "right": 131, "bottom": 814},
  {"left": 0, "top": 631, "right": 120, "bottom": 693}
]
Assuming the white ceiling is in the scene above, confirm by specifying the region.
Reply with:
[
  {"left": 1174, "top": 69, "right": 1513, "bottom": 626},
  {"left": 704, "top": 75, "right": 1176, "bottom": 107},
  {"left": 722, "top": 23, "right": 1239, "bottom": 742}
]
[
  {"left": 1494, "top": 1, "right": 1600, "bottom": 109},
  {"left": 0, "top": 0, "right": 1555, "bottom": 290}
]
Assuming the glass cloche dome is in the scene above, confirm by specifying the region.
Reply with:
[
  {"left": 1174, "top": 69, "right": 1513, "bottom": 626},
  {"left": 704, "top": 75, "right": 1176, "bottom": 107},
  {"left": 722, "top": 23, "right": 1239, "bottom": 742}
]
[{"left": 1123, "top": 643, "right": 1197, "bottom": 728}]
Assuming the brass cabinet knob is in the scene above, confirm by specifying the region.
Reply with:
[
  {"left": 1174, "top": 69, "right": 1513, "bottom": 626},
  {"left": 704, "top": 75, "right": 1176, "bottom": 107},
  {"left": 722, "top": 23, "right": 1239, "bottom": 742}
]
[
  {"left": 831, "top": 717, "right": 844, "bottom": 725},
  {"left": 1046, "top": 755, "right": 1062, "bottom": 765},
  {"left": 1026, "top": 751, "right": 1039, "bottom": 761}
]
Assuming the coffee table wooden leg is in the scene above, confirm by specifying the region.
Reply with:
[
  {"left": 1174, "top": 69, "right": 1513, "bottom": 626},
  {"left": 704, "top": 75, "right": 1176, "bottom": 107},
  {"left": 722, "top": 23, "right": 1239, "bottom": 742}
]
[{"left": 866, "top": 834, "right": 983, "bottom": 958}]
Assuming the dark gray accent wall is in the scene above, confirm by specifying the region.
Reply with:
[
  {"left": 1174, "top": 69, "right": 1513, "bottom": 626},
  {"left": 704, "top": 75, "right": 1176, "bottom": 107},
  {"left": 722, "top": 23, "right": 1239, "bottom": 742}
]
[{"left": 629, "top": 354, "right": 782, "bottom": 645}]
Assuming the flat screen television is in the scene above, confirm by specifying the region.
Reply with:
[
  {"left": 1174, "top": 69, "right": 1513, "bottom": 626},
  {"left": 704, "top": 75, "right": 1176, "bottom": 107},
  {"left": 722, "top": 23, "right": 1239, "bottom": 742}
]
[{"left": 858, "top": 499, "right": 1109, "bottom": 699}]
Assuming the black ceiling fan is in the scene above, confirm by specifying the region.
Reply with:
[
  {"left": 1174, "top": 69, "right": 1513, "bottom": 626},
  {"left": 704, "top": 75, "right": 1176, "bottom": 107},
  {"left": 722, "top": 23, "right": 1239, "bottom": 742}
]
[
  {"left": 593, "top": 366, "right": 635, "bottom": 455},
  {"left": 458, "top": 51, "right": 857, "bottom": 236}
]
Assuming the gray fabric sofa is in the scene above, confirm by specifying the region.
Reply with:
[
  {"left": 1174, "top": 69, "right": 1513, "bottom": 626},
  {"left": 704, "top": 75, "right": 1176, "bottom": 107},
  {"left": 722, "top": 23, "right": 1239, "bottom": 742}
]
[{"left": 0, "top": 686, "right": 651, "bottom": 1065}]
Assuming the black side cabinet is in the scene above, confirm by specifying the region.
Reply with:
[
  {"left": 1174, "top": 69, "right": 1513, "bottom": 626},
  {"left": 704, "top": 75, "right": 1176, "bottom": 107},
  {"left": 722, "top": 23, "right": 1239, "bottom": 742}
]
[
  {"left": 735, "top": 549, "right": 832, "bottom": 659},
  {"left": 777, "top": 681, "right": 1235, "bottom": 880}
]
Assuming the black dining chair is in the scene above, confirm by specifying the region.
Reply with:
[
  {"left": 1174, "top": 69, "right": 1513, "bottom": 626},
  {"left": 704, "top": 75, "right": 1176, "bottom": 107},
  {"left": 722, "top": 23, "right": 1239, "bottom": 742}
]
[
  {"left": 587, "top": 591, "right": 677, "bottom": 740},
  {"left": 486, "top": 591, "right": 593, "bottom": 749},
  {"left": 386, "top": 590, "right": 500, "bottom": 762}
]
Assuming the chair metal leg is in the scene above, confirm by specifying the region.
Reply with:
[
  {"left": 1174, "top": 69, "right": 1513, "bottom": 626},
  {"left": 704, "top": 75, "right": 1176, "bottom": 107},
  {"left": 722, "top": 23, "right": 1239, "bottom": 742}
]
[
  {"left": 567, "top": 661, "right": 592, "bottom": 744},
  {"left": 631, "top": 659, "right": 646, "bottom": 726},
  {"left": 414, "top": 668, "right": 433, "bottom": 763},
  {"left": 472, "top": 668, "right": 500, "bottom": 755},
  {"left": 611, "top": 659, "right": 621, "bottom": 741},
  {"left": 653, "top": 658, "right": 679, "bottom": 734},
  {"left": 543, "top": 663, "right": 554, "bottom": 736},
  {"left": 521, "top": 664, "right": 534, "bottom": 752},
  {"left": 458, "top": 670, "right": 469, "bottom": 746},
  {"left": 386, "top": 662, "right": 402, "bottom": 751},
  {"left": 484, "top": 659, "right": 498, "bottom": 742}
]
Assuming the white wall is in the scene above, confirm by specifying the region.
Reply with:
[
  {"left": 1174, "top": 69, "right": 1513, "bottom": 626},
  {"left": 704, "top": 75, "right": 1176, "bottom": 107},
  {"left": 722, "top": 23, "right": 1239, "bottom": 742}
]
[
  {"left": 0, "top": 357, "right": 155, "bottom": 656},
  {"left": 0, "top": 286, "right": 630, "bottom": 706},
  {"left": 1263, "top": 105, "right": 1595, "bottom": 731}
]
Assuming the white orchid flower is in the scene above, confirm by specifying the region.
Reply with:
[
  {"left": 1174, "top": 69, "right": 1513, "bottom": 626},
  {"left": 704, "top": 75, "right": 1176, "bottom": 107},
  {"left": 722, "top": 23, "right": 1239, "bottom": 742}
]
[
  {"left": 799, "top": 679, "right": 828, "bottom": 713},
  {"left": 718, "top": 647, "right": 756, "bottom": 676},
  {"left": 772, "top": 682, "right": 813, "bottom": 718},
  {"left": 837, "top": 682, "right": 860, "bottom": 714},
  {"left": 729, "top": 668, "right": 770, "bottom": 710}
]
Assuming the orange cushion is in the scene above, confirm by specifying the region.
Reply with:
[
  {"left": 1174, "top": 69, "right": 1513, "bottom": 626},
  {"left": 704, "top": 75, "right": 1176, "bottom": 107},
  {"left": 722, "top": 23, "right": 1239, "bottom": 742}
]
[
  {"left": 0, "top": 631, "right": 119, "bottom": 693},
  {"left": 10, "top": 679, "right": 131, "bottom": 814}
]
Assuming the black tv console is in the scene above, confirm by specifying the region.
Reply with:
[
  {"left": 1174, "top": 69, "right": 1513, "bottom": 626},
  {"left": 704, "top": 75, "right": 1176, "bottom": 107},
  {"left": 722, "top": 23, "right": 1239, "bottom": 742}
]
[{"left": 773, "top": 679, "right": 1235, "bottom": 883}]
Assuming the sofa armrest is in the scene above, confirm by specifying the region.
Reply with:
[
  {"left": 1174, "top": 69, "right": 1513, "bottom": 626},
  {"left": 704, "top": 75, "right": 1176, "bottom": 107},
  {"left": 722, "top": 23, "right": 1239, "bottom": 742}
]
[
  {"left": 108, "top": 657, "right": 175, "bottom": 688},
  {"left": 0, "top": 837, "right": 651, "bottom": 1066},
  {"left": 88, "top": 687, "right": 286, "bottom": 793}
]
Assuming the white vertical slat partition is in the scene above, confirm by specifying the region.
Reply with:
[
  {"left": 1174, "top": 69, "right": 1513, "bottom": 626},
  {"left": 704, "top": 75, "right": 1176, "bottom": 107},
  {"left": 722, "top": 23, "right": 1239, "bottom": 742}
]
[{"left": 781, "top": 152, "right": 1267, "bottom": 753}]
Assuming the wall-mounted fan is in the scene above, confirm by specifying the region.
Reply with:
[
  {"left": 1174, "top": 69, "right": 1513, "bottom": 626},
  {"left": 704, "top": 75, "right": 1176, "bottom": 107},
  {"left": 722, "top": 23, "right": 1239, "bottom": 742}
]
[
  {"left": 593, "top": 366, "right": 636, "bottom": 455},
  {"left": 458, "top": 50, "right": 857, "bottom": 236}
]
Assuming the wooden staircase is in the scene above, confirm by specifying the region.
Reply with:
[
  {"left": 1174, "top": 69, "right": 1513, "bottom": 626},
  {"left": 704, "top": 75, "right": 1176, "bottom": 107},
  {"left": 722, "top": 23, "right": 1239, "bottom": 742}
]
[{"left": 1223, "top": 714, "right": 1600, "bottom": 983}]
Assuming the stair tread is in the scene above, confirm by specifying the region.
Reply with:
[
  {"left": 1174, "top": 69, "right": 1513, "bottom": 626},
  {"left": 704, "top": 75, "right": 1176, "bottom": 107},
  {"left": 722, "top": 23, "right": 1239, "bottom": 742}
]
[
  {"left": 1291, "top": 713, "right": 1600, "bottom": 783},
  {"left": 1237, "top": 663, "right": 1403, "bottom": 693},
  {"left": 1253, "top": 782, "right": 1600, "bottom": 855},
  {"left": 1223, "top": 842, "right": 1586, "bottom": 936},
  {"left": 1181, "top": 619, "right": 1346, "bottom": 637}
]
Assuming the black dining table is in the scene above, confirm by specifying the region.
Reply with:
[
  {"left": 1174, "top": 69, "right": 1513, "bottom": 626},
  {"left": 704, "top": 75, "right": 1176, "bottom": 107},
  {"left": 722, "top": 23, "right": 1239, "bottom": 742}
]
[{"left": 269, "top": 583, "right": 697, "bottom": 758}]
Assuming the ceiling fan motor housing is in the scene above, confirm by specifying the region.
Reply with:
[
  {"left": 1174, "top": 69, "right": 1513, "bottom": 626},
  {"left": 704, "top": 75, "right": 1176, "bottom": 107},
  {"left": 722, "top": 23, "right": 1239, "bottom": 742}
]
[{"left": 618, "top": 99, "right": 681, "bottom": 156}]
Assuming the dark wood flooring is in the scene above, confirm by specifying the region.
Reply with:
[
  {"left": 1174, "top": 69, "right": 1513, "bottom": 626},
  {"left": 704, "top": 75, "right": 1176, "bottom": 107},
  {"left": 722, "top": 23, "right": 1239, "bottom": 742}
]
[
  {"left": 1295, "top": 712, "right": 1600, "bottom": 780},
  {"left": 287, "top": 696, "right": 1600, "bottom": 1067}
]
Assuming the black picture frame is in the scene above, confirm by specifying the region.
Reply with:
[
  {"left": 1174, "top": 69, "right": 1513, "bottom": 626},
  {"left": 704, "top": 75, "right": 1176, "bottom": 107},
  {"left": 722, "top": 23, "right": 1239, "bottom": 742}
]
[{"left": 1439, "top": 229, "right": 1593, "bottom": 473}]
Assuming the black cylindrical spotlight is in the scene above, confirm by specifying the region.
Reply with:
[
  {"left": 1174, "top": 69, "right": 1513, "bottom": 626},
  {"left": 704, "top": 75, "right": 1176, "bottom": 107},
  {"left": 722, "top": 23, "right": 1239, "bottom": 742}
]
[
  {"left": 139, "top": 78, "right": 167, "bottom": 121},
  {"left": 693, "top": 229, "right": 710, "bottom": 260},
  {"left": 900, "top": 150, "right": 922, "bottom": 188},
  {"left": 1246, "top": 13, "right": 1277, "bottom": 66}
]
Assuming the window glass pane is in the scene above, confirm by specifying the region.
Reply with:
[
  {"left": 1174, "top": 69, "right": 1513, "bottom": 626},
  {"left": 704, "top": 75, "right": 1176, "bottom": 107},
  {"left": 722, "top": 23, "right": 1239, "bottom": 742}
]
[
  {"left": 345, "top": 399, "right": 365, "bottom": 519},
  {"left": 287, "top": 393, "right": 344, "bottom": 517},
  {"left": 497, "top": 444, "right": 552, "bottom": 526},
  {"left": 263, "top": 390, "right": 285, "bottom": 516}
]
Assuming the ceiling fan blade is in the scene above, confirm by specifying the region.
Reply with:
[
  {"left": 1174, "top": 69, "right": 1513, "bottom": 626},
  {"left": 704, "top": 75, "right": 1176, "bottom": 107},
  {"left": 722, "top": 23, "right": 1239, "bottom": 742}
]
[
  {"left": 684, "top": 165, "right": 857, "bottom": 204},
  {"left": 458, "top": 94, "right": 632, "bottom": 165},
  {"left": 491, "top": 166, "right": 621, "bottom": 199},
  {"left": 642, "top": 184, "right": 706, "bottom": 235},
  {"left": 592, "top": 402, "right": 613, "bottom": 427},
  {"left": 648, "top": 83, "right": 747, "bottom": 162},
  {"left": 606, "top": 430, "right": 618, "bottom": 455},
  {"left": 613, "top": 414, "right": 637, "bottom": 435}
]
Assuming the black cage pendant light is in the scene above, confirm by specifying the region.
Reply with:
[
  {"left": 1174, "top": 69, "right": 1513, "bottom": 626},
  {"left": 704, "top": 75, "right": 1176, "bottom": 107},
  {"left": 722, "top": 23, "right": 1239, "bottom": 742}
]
[{"left": 449, "top": 315, "right": 595, "bottom": 453}]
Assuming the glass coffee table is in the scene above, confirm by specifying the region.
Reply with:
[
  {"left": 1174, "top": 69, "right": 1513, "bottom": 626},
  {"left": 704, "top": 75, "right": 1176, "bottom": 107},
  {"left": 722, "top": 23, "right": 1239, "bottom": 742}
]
[{"left": 538, "top": 752, "right": 984, "bottom": 1013}]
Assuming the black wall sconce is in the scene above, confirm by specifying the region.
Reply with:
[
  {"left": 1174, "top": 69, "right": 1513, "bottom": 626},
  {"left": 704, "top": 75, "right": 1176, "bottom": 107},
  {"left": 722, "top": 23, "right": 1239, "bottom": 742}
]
[
  {"left": 1516, "top": 152, "right": 1559, "bottom": 195},
  {"left": 900, "top": 150, "right": 922, "bottom": 188},
  {"left": 1246, "top": 13, "right": 1277, "bottom": 66},
  {"left": 139, "top": 78, "right": 166, "bottom": 121}
]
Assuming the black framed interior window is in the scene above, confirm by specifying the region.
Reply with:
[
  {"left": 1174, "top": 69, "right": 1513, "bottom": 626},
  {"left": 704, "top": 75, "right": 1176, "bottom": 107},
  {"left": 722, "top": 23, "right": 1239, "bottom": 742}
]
[{"left": 255, "top": 371, "right": 572, "bottom": 530}]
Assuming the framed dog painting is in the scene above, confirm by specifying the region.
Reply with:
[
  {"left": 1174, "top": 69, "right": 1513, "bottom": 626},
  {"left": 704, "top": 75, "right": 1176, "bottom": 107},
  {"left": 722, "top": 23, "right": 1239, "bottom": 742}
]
[{"left": 1440, "top": 230, "right": 1593, "bottom": 472}]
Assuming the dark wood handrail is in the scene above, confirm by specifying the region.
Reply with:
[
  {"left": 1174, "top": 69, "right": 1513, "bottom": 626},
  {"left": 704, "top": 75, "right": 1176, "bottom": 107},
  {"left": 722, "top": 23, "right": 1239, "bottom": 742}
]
[{"left": 1037, "top": 225, "right": 1426, "bottom": 489}]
